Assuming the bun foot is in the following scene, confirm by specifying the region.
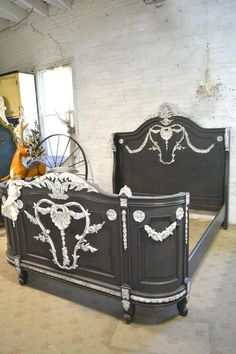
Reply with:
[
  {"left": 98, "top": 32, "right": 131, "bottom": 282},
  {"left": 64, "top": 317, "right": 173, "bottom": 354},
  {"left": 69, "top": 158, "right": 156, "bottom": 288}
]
[
  {"left": 124, "top": 313, "right": 133, "bottom": 324},
  {"left": 177, "top": 297, "right": 188, "bottom": 316},
  {"left": 18, "top": 269, "right": 28, "bottom": 285},
  {"left": 123, "top": 302, "right": 135, "bottom": 324}
]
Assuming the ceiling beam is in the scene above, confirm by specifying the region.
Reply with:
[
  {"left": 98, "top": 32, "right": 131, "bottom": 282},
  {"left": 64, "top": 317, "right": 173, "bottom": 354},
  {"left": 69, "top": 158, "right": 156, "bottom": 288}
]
[
  {"left": 18, "top": 0, "right": 49, "bottom": 17},
  {"left": 0, "top": 0, "right": 26, "bottom": 21},
  {"left": 0, "top": 16, "right": 9, "bottom": 30},
  {"left": 45, "top": 0, "right": 72, "bottom": 10}
]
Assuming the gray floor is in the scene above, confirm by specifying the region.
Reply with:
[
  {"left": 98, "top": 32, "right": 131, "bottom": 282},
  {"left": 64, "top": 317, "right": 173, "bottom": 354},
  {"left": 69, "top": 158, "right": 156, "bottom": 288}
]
[{"left": 0, "top": 224, "right": 236, "bottom": 354}]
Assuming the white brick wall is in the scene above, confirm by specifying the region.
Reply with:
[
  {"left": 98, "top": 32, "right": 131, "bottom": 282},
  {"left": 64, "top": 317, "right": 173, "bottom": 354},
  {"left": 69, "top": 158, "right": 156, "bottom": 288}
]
[{"left": 0, "top": 0, "right": 235, "bottom": 223}]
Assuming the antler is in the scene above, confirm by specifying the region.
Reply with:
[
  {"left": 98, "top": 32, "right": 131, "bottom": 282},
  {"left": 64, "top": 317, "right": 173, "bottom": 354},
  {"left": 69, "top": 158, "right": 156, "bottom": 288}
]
[{"left": 14, "top": 117, "right": 31, "bottom": 147}]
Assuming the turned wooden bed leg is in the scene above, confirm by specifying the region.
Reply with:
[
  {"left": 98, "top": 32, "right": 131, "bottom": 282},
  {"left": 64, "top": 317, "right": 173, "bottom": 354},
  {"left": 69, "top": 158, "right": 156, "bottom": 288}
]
[{"left": 177, "top": 296, "right": 188, "bottom": 316}]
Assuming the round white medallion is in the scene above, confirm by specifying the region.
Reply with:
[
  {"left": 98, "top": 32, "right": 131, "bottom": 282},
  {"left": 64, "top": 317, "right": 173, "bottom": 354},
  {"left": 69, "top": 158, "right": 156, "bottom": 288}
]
[
  {"left": 106, "top": 209, "right": 117, "bottom": 221},
  {"left": 176, "top": 207, "right": 184, "bottom": 220},
  {"left": 133, "top": 210, "right": 145, "bottom": 223}
]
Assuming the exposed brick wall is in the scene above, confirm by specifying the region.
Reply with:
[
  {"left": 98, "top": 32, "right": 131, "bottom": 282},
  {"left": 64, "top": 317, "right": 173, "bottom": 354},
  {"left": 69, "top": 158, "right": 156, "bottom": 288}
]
[{"left": 0, "top": 0, "right": 235, "bottom": 222}]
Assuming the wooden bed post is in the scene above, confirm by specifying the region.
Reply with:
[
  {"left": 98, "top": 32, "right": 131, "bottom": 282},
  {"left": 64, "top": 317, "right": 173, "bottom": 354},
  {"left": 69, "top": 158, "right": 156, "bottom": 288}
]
[{"left": 223, "top": 127, "right": 230, "bottom": 230}]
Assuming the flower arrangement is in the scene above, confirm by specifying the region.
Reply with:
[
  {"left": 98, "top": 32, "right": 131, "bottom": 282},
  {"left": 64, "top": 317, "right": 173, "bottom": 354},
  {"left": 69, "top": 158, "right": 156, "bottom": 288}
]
[{"left": 27, "top": 121, "right": 45, "bottom": 162}]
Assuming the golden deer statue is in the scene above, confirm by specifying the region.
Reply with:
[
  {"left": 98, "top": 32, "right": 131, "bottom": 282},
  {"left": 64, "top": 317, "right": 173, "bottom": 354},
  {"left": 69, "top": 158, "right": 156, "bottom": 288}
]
[{"left": 1, "top": 119, "right": 46, "bottom": 181}]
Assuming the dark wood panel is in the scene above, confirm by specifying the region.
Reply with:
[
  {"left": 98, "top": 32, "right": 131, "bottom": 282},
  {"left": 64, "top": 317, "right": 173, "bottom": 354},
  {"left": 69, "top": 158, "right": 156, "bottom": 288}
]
[
  {"left": 18, "top": 192, "right": 122, "bottom": 286},
  {"left": 128, "top": 205, "right": 186, "bottom": 294},
  {"left": 113, "top": 116, "right": 227, "bottom": 211}
]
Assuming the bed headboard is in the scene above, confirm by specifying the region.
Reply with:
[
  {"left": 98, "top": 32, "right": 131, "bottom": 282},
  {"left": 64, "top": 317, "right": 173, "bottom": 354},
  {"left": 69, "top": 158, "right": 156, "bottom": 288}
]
[{"left": 112, "top": 104, "right": 229, "bottom": 212}]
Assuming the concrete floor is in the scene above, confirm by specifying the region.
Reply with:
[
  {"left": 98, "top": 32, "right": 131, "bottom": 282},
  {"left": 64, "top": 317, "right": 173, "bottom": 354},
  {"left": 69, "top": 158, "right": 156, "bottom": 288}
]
[{"left": 0, "top": 222, "right": 235, "bottom": 354}]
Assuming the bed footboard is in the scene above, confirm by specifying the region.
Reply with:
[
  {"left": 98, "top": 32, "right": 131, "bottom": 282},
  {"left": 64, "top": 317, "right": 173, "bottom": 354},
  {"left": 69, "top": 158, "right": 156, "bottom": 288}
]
[{"left": 0, "top": 173, "right": 190, "bottom": 323}]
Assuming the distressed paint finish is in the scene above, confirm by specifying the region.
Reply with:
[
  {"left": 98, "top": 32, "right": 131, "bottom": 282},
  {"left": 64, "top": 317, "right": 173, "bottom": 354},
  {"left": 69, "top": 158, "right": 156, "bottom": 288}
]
[{"left": 0, "top": 0, "right": 235, "bottom": 222}]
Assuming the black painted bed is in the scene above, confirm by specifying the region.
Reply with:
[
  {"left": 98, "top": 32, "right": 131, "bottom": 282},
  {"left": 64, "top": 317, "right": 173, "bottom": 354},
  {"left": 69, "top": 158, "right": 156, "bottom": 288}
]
[
  {"left": 0, "top": 104, "right": 230, "bottom": 323},
  {"left": 112, "top": 104, "right": 230, "bottom": 278}
]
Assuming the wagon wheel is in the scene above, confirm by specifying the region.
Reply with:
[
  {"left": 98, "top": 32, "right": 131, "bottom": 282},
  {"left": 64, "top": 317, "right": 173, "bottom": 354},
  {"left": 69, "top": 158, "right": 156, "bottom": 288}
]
[{"left": 39, "top": 134, "right": 89, "bottom": 180}]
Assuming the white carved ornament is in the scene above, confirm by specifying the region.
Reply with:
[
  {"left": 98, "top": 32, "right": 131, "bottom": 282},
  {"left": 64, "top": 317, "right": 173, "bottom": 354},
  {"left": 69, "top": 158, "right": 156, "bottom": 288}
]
[
  {"left": 185, "top": 204, "right": 189, "bottom": 245},
  {"left": 1, "top": 173, "right": 99, "bottom": 226},
  {"left": 133, "top": 210, "right": 145, "bottom": 223},
  {"left": 131, "top": 289, "right": 186, "bottom": 304},
  {"left": 125, "top": 104, "right": 216, "bottom": 165},
  {"left": 106, "top": 209, "right": 117, "bottom": 221},
  {"left": 25, "top": 172, "right": 98, "bottom": 200},
  {"left": 144, "top": 222, "right": 177, "bottom": 242},
  {"left": 121, "top": 287, "right": 130, "bottom": 311},
  {"left": 144, "top": 204, "right": 188, "bottom": 243},
  {"left": 119, "top": 185, "right": 132, "bottom": 198},
  {"left": 176, "top": 207, "right": 184, "bottom": 220},
  {"left": 125, "top": 124, "right": 215, "bottom": 165},
  {"left": 1, "top": 180, "right": 26, "bottom": 226},
  {"left": 25, "top": 198, "right": 105, "bottom": 270},
  {"left": 122, "top": 210, "right": 128, "bottom": 250}
]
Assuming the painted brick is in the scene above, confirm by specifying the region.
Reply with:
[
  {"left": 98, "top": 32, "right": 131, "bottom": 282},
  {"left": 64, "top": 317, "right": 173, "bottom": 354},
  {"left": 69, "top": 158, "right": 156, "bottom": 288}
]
[{"left": 0, "top": 0, "right": 235, "bottom": 222}]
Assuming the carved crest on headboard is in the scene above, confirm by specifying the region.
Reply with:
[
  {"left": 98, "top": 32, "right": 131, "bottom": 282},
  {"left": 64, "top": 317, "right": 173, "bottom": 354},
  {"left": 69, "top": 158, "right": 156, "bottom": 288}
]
[{"left": 158, "top": 103, "right": 175, "bottom": 125}]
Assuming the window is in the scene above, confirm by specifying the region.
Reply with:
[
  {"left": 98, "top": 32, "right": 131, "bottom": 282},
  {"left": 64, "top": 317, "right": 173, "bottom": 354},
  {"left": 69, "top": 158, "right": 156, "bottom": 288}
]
[
  {"left": 36, "top": 64, "right": 76, "bottom": 168},
  {"left": 37, "top": 64, "right": 75, "bottom": 140}
]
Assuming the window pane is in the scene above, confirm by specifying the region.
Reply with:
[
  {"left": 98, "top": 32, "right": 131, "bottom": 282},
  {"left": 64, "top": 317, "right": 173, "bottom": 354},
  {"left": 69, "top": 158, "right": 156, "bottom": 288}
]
[
  {"left": 41, "top": 114, "right": 65, "bottom": 138},
  {"left": 41, "top": 66, "right": 74, "bottom": 116},
  {"left": 37, "top": 64, "right": 75, "bottom": 141}
]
